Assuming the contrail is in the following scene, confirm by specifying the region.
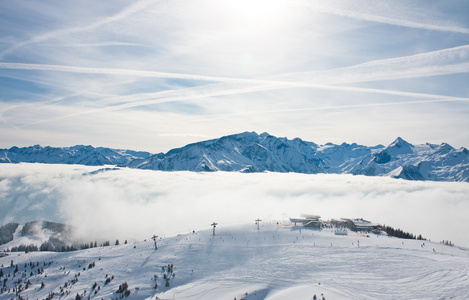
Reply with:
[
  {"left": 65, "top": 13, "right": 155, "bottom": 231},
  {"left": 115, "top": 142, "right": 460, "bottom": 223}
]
[
  {"left": 16, "top": 83, "right": 280, "bottom": 127},
  {"left": 0, "top": 62, "right": 277, "bottom": 85},
  {"left": 38, "top": 57, "right": 469, "bottom": 113},
  {"left": 267, "top": 44, "right": 469, "bottom": 85},
  {"left": 5, "top": 45, "right": 469, "bottom": 129},
  {"left": 2, "top": 44, "right": 469, "bottom": 127},
  {"left": 1, "top": 48, "right": 468, "bottom": 91},
  {"left": 16, "top": 82, "right": 469, "bottom": 128},
  {"left": 91, "top": 82, "right": 469, "bottom": 111},
  {"left": 2, "top": 44, "right": 468, "bottom": 87},
  {"left": 2, "top": 0, "right": 467, "bottom": 62},
  {"left": 196, "top": 97, "right": 469, "bottom": 120},
  {"left": 301, "top": 0, "right": 469, "bottom": 34},
  {"left": 0, "top": 0, "right": 156, "bottom": 59}
]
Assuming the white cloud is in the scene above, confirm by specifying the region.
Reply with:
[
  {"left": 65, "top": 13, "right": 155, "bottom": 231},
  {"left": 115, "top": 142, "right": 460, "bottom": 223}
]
[{"left": 0, "top": 164, "right": 468, "bottom": 248}]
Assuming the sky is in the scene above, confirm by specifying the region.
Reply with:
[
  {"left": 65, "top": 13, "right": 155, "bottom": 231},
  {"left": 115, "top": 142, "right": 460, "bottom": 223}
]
[
  {"left": 1, "top": 164, "right": 469, "bottom": 247},
  {"left": 1, "top": 0, "right": 469, "bottom": 152}
]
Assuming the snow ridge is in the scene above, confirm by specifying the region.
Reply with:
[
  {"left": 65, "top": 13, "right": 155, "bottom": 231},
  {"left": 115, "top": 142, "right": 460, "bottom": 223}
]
[
  {"left": 350, "top": 137, "right": 469, "bottom": 182},
  {"left": 1, "top": 132, "right": 468, "bottom": 182},
  {"left": 0, "top": 145, "right": 151, "bottom": 166}
]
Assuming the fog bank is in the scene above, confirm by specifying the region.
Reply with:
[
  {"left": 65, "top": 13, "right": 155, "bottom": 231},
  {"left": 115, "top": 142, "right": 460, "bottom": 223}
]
[{"left": 1, "top": 163, "right": 468, "bottom": 247}]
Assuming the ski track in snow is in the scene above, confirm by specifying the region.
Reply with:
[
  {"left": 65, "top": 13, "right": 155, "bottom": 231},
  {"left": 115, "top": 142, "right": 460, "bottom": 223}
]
[{"left": 1, "top": 223, "right": 468, "bottom": 299}]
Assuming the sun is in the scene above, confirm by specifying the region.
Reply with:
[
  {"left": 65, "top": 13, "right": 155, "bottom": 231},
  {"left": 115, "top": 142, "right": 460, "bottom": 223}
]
[{"left": 224, "top": 0, "right": 286, "bottom": 25}]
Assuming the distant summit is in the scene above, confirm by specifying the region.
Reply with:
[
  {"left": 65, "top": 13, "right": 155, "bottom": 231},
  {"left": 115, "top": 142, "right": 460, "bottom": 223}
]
[
  {"left": 128, "top": 131, "right": 323, "bottom": 173},
  {"left": 1, "top": 132, "right": 468, "bottom": 182},
  {"left": 0, "top": 145, "right": 151, "bottom": 165}
]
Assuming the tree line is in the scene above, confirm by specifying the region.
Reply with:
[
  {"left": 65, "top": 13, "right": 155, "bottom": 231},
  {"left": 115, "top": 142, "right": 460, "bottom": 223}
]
[
  {"left": 382, "top": 225, "right": 425, "bottom": 240},
  {"left": 4, "top": 239, "right": 127, "bottom": 253}
]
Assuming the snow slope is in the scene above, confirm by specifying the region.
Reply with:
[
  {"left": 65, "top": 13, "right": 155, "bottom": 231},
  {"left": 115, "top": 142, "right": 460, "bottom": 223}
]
[
  {"left": 1, "top": 223, "right": 468, "bottom": 299},
  {"left": 0, "top": 221, "right": 75, "bottom": 251}
]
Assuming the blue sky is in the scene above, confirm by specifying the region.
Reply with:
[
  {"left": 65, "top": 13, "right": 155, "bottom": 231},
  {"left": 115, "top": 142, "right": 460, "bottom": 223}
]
[{"left": 1, "top": 0, "right": 469, "bottom": 152}]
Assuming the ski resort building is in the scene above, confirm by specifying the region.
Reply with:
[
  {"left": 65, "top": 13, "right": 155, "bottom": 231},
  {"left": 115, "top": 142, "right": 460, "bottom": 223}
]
[
  {"left": 289, "top": 214, "right": 322, "bottom": 228},
  {"left": 343, "top": 218, "right": 378, "bottom": 232},
  {"left": 289, "top": 215, "right": 379, "bottom": 232},
  {"left": 330, "top": 219, "right": 347, "bottom": 228}
]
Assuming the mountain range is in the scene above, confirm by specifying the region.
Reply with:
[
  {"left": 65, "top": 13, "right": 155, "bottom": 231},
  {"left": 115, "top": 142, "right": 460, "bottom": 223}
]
[{"left": 1, "top": 132, "right": 468, "bottom": 182}]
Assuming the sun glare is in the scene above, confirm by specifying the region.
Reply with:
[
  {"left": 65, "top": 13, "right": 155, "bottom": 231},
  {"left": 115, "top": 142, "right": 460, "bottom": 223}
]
[{"left": 224, "top": 0, "right": 286, "bottom": 24}]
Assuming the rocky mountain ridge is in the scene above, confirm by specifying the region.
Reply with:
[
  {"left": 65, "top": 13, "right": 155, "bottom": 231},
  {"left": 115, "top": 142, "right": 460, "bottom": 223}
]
[{"left": 1, "top": 132, "right": 468, "bottom": 182}]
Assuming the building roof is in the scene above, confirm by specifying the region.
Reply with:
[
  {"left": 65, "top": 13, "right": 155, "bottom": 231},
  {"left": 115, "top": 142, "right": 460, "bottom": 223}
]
[{"left": 351, "top": 218, "right": 378, "bottom": 228}]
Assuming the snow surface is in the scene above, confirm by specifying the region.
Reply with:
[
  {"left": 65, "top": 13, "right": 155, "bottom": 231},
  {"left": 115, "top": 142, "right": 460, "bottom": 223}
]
[
  {"left": 4, "top": 224, "right": 48, "bottom": 249},
  {"left": 1, "top": 223, "right": 468, "bottom": 299}
]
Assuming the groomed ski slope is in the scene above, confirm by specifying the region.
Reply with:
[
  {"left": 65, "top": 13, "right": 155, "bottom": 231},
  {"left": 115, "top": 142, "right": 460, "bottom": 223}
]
[{"left": 1, "top": 223, "right": 468, "bottom": 299}]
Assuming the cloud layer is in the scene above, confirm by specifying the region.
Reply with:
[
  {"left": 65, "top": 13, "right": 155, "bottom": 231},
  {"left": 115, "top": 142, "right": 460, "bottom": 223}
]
[{"left": 1, "top": 164, "right": 468, "bottom": 248}]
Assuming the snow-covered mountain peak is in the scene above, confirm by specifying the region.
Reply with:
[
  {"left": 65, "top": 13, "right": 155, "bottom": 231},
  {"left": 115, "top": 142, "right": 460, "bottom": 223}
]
[
  {"left": 341, "top": 142, "right": 356, "bottom": 148},
  {"left": 234, "top": 131, "right": 260, "bottom": 139},
  {"left": 388, "top": 137, "right": 414, "bottom": 152},
  {"left": 370, "top": 137, "right": 415, "bottom": 165},
  {"left": 457, "top": 147, "right": 469, "bottom": 155},
  {"left": 390, "top": 136, "right": 406, "bottom": 145},
  {"left": 0, "top": 144, "right": 151, "bottom": 165},
  {"left": 423, "top": 142, "right": 455, "bottom": 155},
  {"left": 1, "top": 133, "right": 468, "bottom": 182}
]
